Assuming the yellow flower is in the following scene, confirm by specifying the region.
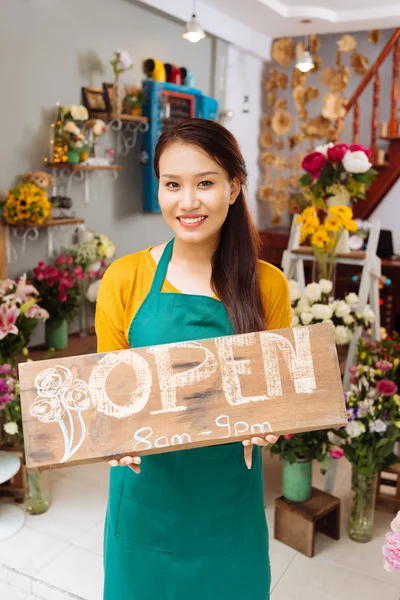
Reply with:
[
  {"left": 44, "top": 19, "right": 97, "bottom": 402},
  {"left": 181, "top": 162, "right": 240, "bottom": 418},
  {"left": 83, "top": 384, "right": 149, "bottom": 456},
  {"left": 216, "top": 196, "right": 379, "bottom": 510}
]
[
  {"left": 328, "top": 205, "right": 353, "bottom": 221},
  {"left": 311, "top": 228, "right": 329, "bottom": 249},
  {"left": 345, "top": 219, "right": 357, "bottom": 233},
  {"left": 324, "top": 215, "right": 342, "bottom": 233},
  {"left": 296, "top": 206, "right": 316, "bottom": 223},
  {"left": 348, "top": 179, "right": 365, "bottom": 197}
]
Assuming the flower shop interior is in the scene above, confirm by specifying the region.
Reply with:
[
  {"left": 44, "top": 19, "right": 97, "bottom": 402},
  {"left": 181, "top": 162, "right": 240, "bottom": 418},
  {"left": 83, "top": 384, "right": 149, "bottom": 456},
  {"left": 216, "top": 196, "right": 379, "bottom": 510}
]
[{"left": 1, "top": 0, "right": 400, "bottom": 599}]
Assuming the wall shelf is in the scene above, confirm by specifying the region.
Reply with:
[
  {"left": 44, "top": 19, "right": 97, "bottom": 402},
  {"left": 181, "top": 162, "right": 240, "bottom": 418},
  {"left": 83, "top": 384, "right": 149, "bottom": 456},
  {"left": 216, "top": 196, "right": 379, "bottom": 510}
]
[
  {"left": 48, "top": 163, "right": 122, "bottom": 172},
  {"left": 90, "top": 112, "right": 148, "bottom": 124},
  {"left": 48, "top": 162, "right": 121, "bottom": 204},
  {"left": 5, "top": 218, "right": 85, "bottom": 264}
]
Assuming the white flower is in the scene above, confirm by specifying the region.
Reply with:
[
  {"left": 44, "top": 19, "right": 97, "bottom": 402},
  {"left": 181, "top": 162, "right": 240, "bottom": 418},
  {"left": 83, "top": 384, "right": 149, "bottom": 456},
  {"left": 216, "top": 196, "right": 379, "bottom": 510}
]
[
  {"left": 305, "top": 282, "right": 321, "bottom": 303},
  {"left": 291, "top": 313, "right": 300, "bottom": 326},
  {"left": 86, "top": 280, "right": 101, "bottom": 303},
  {"left": 345, "top": 420, "right": 366, "bottom": 439},
  {"left": 319, "top": 279, "right": 333, "bottom": 295},
  {"left": 335, "top": 325, "right": 351, "bottom": 345},
  {"left": 357, "top": 399, "right": 373, "bottom": 418},
  {"left": 335, "top": 300, "right": 351, "bottom": 318},
  {"left": 345, "top": 292, "right": 359, "bottom": 306},
  {"left": 289, "top": 280, "right": 301, "bottom": 302},
  {"left": 343, "top": 314, "right": 355, "bottom": 326},
  {"left": 93, "top": 119, "right": 107, "bottom": 136},
  {"left": 4, "top": 422, "right": 18, "bottom": 435},
  {"left": 369, "top": 419, "right": 388, "bottom": 434},
  {"left": 118, "top": 50, "right": 133, "bottom": 70},
  {"left": 342, "top": 150, "right": 372, "bottom": 174},
  {"left": 363, "top": 305, "right": 375, "bottom": 323},
  {"left": 311, "top": 303, "right": 333, "bottom": 321},
  {"left": 64, "top": 121, "right": 80, "bottom": 135},
  {"left": 315, "top": 142, "right": 333, "bottom": 157},
  {"left": 88, "top": 261, "right": 101, "bottom": 273},
  {"left": 300, "top": 311, "right": 313, "bottom": 325},
  {"left": 295, "top": 297, "right": 311, "bottom": 315},
  {"left": 71, "top": 105, "right": 88, "bottom": 121}
]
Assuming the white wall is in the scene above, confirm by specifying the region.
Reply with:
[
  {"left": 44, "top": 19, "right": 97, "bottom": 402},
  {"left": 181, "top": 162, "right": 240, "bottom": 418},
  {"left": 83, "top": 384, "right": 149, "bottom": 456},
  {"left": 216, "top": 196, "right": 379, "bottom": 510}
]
[
  {"left": 371, "top": 179, "right": 400, "bottom": 255},
  {"left": 222, "top": 45, "right": 265, "bottom": 227}
]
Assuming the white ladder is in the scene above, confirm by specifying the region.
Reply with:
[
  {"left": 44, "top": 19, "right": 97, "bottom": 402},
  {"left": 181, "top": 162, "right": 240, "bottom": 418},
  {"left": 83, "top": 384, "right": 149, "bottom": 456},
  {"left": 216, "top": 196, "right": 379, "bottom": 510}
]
[{"left": 282, "top": 218, "right": 382, "bottom": 389}]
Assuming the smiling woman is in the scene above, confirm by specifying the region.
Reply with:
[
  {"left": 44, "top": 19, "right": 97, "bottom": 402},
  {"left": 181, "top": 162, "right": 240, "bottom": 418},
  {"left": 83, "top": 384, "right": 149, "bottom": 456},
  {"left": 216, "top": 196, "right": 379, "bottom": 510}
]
[{"left": 95, "top": 118, "right": 291, "bottom": 600}]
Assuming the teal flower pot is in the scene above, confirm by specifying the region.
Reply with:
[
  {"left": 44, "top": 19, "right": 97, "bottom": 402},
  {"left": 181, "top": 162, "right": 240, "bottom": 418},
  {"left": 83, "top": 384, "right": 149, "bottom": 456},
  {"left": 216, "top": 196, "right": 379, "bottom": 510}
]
[
  {"left": 66, "top": 150, "right": 80, "bottom": 164},
  {"left": 282, "top": 459, "right": 312, "bottom": 502},
  {"left": 45, "top": 319, "right": 68, "bottom": 350}
]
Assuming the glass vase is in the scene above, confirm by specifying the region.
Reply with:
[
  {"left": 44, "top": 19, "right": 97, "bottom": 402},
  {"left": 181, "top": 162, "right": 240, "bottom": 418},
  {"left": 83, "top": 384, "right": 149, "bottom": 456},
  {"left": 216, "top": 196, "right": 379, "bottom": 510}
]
[
  {"left": 348, "top": 467, "right": 377, "bottom": 543},
  {"left": 282, "top": 459, "right": 312, "bottom": 502},
  {"left": 26, "top": 471, "right": 49, "bottom": 515}
]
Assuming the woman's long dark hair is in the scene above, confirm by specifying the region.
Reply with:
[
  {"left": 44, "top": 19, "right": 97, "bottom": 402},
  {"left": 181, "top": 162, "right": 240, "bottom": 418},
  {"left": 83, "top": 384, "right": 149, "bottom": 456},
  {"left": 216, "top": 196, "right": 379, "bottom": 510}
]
[{"left": 154, "top": 118, "right": 265, "bottom": 334}]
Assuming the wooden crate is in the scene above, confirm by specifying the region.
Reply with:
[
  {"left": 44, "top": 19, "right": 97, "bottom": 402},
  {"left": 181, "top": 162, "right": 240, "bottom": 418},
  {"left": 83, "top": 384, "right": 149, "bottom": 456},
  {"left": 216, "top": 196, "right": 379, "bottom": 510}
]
[{"left": 376, "top": 462, "right": 400, "bottom": 512}]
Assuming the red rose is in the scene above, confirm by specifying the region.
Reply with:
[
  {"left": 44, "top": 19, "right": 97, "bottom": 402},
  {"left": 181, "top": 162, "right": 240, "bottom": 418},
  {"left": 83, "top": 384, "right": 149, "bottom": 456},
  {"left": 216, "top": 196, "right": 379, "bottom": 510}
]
[
  {"left": 76, "top": 272, "right": 85, "bottom": 281},
  {"left": 283, "top": 434, "right": 293, "bottom": 440},
  {"left": 349, "top": 144, "right": 372, "bottom": 158},
  {"left": 329, "top": 446, "right": 344, "bottom": 460},
  {"left": 37, "top": 261, "right": 46, "bottom": 270},
  {"left": 58, "top": 292, "right": 68, "bottom": 302},
  {"left": 377, "top": 379, "right": 398, "bottom": 396},
  {"left": 66, "top": 256, "right": 73, "bottom": 265},
  {"left": 328, "top": 143, "right": 348, "bottom": 162},
  {"left": 55, "top": 254, "right": 66, "bottom": 266},
  {"left": 302, "top": 152, "right": 326, "bottom": 176}
]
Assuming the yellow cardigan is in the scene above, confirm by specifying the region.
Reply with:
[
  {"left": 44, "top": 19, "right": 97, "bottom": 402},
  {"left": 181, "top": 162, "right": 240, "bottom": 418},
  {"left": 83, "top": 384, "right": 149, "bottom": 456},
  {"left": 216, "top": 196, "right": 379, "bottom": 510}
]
[{"left": 95, "top": 246, "right": 292, "bottom": 352}]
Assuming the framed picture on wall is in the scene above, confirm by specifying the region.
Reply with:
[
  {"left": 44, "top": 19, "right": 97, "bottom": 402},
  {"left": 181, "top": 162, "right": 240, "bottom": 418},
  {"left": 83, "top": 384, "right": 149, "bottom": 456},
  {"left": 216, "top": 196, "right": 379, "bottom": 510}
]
[
  {"left": 81, "top": 87, "right": 107, "bottom": 115},
  {"left": 103, "top": 83, "right": 116, "bottom": 114}
]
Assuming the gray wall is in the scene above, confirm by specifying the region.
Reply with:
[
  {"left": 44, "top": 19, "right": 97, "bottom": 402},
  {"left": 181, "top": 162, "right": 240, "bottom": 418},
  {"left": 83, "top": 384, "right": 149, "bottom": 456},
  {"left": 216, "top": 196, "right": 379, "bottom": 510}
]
[
  {"left": 262, "top": 28, "right": 397, "bottom": 229},
  {"left": 0, "top": 0, "right": 216, "bottom": 343}
]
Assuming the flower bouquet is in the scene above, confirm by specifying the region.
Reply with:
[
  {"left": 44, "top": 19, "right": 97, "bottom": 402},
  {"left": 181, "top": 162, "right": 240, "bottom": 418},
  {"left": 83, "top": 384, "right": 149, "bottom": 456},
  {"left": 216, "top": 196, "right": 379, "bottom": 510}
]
[
  {"left": 62, "top": 120, "right": 88, "bottom": 164},
  {"left": 110, "top": 49, "right": 133, "bottom": 115},
  {"left": 32, "top": 256, "right": 83, "bottom": 349},
  {"left": 289, "top": 279, "right": 375, "bottom": 345},
  {"left": 335, "top": 335, "right": 400, "bottom": 542},
  {"left": 383, "top": 511, "right": 400, "bottom": 571},
  {"left": 124, "top": 85, "right": 145, "bottom": 116},
  {"left": 63, "top": 105, "right": 89, "bottom": 124},
  {"left": 0, "top": 363, "right": 22, "bottom": 447},
  {"left": 2, "top": 182, "right": 52, "bottom": 226}
]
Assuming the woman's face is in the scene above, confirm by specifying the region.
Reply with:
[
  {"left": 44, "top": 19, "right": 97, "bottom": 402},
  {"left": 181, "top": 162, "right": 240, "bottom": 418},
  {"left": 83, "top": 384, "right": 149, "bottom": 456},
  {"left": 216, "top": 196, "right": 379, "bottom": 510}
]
[{"left": 158, "top": 143, "right": 240, "bottom": 245}]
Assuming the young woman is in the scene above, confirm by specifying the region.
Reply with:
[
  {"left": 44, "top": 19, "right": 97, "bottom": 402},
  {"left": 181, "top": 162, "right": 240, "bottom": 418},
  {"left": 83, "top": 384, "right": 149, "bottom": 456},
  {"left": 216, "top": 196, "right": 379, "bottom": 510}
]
[{"left": 95, "top": 118, "right": 291, "bottom": 600}]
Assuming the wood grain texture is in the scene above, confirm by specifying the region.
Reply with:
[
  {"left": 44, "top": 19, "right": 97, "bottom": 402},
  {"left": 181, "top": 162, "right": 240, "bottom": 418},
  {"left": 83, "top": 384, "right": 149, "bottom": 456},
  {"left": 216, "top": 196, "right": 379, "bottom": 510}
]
[{"left": 18, "top": 322, "right": 347, "bottom": 472}]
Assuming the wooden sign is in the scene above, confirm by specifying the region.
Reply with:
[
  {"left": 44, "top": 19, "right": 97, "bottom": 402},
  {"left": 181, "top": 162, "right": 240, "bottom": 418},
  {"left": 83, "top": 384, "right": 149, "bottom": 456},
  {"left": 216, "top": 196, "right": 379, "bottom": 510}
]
[{"left": 18, "top": 322, "right": 347, "bottom": 472}]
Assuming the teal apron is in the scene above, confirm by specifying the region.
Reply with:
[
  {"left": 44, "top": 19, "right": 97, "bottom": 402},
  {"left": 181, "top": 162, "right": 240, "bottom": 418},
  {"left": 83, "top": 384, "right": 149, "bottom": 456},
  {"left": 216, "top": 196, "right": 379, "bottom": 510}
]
[{"left": 103, "top": 239, "right": 271, "bottom": 600}]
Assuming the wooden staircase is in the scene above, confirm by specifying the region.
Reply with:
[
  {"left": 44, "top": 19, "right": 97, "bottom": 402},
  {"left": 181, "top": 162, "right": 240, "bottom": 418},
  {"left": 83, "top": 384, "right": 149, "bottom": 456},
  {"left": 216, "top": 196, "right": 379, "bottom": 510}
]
[{"left": 336, "top": 28, "right": 400, "bottom": 219}]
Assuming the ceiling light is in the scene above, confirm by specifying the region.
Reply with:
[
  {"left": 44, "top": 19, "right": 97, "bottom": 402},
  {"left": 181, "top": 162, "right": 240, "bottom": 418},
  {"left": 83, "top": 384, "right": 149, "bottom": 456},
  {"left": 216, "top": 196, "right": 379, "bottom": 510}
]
[
  {"left": 296, "top": 49, "right": 314, "bottom": 73},
  {"left": 183, "top": 1, "right": 206, "bottom": 43}
]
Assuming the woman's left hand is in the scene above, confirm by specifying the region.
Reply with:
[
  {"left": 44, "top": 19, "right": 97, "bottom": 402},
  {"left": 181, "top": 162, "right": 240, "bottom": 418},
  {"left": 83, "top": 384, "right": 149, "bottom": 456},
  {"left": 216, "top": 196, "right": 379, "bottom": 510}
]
[{"left": 242, "top": 435, "right": 279, "bottom": 469}]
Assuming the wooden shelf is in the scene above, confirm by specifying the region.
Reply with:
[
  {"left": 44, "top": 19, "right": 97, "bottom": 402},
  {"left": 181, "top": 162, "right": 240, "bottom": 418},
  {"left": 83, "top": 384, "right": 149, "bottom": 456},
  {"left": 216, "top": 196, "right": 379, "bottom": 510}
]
[
  {"left": 6, "top": 218, "right": 84, "bottom": 230},
  {"left": 292, "top": 247, "right": 366, "bottom": 260},
  {"left": 17, "top": 329, "right": 97, "bottom": 364},
  {"left": 48, "top": 162, "right": 122, "bottom": 172},
  {"left": 90, "top": 111, "right": 148, "bottom": 124},
  {"left": 380, "top": 136, "right": 400, "bottom": 141},
  {"left": 372, "top": 162, "right": 389, "bottom": 168}
]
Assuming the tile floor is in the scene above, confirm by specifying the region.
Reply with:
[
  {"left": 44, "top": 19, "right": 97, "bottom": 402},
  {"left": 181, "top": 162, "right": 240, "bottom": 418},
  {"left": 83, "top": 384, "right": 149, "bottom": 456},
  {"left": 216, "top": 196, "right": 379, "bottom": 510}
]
[{"left": 1, "top": 455, "right": 400, "bottom": 600}]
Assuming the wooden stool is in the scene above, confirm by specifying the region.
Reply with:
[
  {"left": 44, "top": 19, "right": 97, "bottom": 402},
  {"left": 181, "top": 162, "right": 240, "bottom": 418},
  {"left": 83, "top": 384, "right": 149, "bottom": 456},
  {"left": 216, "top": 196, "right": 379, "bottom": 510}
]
[
  {"left": 376, "top": 462, "right": 400, "bottom": 512},
  {"left": 274, "top": 487, "right": 340, "bottom": 558}
]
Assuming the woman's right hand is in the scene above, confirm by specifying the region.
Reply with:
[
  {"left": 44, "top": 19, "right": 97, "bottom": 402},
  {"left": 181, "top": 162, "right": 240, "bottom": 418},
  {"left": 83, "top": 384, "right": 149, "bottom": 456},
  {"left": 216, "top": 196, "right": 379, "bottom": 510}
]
[{"left": 108, "top": 456, "right": 141, "bottom": 474}]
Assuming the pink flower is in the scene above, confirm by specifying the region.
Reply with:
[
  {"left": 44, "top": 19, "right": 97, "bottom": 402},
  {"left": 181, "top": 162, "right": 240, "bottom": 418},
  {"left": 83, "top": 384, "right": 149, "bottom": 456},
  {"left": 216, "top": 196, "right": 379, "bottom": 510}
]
[
  {"left": 383, "top": 531, "right": 400, "bottom": 571},
  {"left": 74, "top": 265, "right": 83, "bottom": 274},
  {"left": 328, "top": 143, "right": 348, "bottom": 162},
  {"left": 376, "top": 360, "right": 393, "bottom": 372},
  {"left": 55, "top": 254, "right": 66, "bottom": 265},
  {"left": 66, "top": 256, "right": 73, "bottom": 265},
  {"left": 25, "top": 304, "right": 49, "bottom": 321},
  {"left": 350, "top": 376, "right": 359, "bottom": 385},
  {"left": 0, "top": 364, "right": 11, "bottom": 375},
  {"left": 76, "top": 272, "right": 85, "bottom": 281},
  {"left": 88, "top": 271, "right": 97, "bottom": 280},
  {"left": 302, "top": 152, "right": 326, "bottom": 177},
  {"left": 37, "top": 261, "right": 46, "bottom": 270},
  {"left": 348, "top": 365, "right": 358, "bottom": 375},
  {"left": 0, "top": 304, "right": 19, "bottom": 340},
  {"left": 59, "top": 283, "right": 66, "bottom": 292},
  {"left": 96, "top": 271, "right": 103, "bottom": 280},
  {"left": 349, "top": 144, "right": 372, "bottom": 158},
  {"left": 118, "top": 50, "right": 133, "bottom": 70},
  {"left": 14, "top": 274, "right": 38, "bottom": 301},
  {"left": 58, "top": 292, "right": 67, "bottom": 302},
  {"left": 376, "top": 379, "right": 398, "bottom": 396},
  {"left": 0, "top": 393, "right": 12, "bottom": 406},
  {"left": 46, "top": 278, "right": 55, "bottom": 287},
  {"left": 34, "top": 271, "right": 45, "bottom": 281},
  {"left": 283, "top": 434, "right": 293, "bottom": 440},
  {"left": 329, "top": 446, "right": 344, "bottom": 459},
  {"left": 391, "top": 512, "right": 400, "bottom": 533}
]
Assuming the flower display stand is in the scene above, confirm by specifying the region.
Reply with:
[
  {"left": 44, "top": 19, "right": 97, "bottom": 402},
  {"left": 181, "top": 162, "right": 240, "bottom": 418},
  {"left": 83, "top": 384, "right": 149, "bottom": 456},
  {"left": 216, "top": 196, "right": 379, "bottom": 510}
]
[
  {"left": 281, "top": 217, "right": 382, "bottom": 389},
  {"left": 375, "top": 463, "right": 400, "bottom": 512},
  {"left": 0, "top": 445, "right": 26, "bottom": 504},
  {"left": 0, "top": 450, "right": 25, "bottom": 540},
  {"left": 274, "top": 487, "right": 340, "bottom": 558}
]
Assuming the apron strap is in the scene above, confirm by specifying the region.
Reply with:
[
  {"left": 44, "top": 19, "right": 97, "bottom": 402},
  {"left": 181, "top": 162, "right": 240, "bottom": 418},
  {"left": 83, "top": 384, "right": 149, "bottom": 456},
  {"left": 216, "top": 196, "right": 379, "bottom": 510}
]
[{"left": 150, "top": 238, "right": 175, "bottom": 293}]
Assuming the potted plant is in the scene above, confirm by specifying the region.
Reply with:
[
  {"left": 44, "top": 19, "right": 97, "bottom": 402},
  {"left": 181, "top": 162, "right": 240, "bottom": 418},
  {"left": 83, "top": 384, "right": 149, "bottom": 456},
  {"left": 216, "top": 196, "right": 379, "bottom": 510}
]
[
  {"left": 335, "top": 335, "right": 400, "bottom": 542},
  {"left": 124, "top": 86, "right": 145, "bottom": 117},
  {"left": 110, "top": 49, "right": 133, "bottom": 115},
  {"left": 32, "top": 255, "right": 84, "bottom": 350},
  {"left": 1, "top": 182, "right": 52, "bottom": 227},
  {"left": 269, "top": 430, "right": 342, "bottom": 502}
]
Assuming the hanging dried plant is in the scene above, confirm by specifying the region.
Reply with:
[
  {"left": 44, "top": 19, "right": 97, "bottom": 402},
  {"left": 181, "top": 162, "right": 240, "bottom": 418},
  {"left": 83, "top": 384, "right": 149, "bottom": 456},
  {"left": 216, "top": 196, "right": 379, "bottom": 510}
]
[
  {"left": 288, "top": 174, "right": 301, "bottom": 188},
  {"left": 273, "top": 176, "right": 288, "bottom": 192},
  {"left": 291, "top": 67, "right": 307, "bottom": 89},
  {"left": 262, "top": 114, "right": 272, "bottom": 128},
  {"left": 265, "top": 68, "right": 278, "bottom": 91},
  {"left": 293, "top": 152, "right": 306, "bottom": 170},
  {"left": 336, "top": 51, "right": 342, "bottom": 66},
  {"left": 274, "top": 139, "right": 284, "bottom": 151},
  {"left": 321, "top": 93, "right": 348, "bottom": 121},
  {"left": 288, "top": 133, "right": 304, "bottom": 150},
  {"left": 259, "top": 130, "right": 273, "bottom": 149},
  {"left": 368, "top": 30, "right": 381, "bottom": 45},
  {"left": 297, "top": 107, "right": 308, "bottom": 121},
  {"left": 274, "top": 155, "right": 290, "bottom": 170},
  {"left": 275, "top": 97, "right": 288, "bottom": 111},
  {"left": 267, "top": 92, "right": 277, "bottom": 108},
  {"left": 320, "top": 65, "right": 349, "bottom": 93},
  {"left": 273, "top": 192, "right": 290, "bottom": 215},
  {"left": 260, "top": 151, "right": 276, "bottom": 167},
  {"left": 351, "top": 52, "right": 369, "bottom": 76},
  {"left": 271, "top": 214, "right": 282, "bottom": 226},
  {"left": 258, "top": 185, "right": 274, "bottom": 202},
  {"left": 310, "top": 55, "right": 322, "bottom": 73},
  {"left": 271, "top": 37, "right": 295, "bottom": 66},
  {"left": 293, "top": 85, "right": 308, "bottom": 107},
  {"left": 307, "top": 86, "right": 320, "bottom": 101},
  {"left": 276, "top": 72, "right": 288, "bottom": 90},
  {"left": 301, "top": 115, "right": 332, "bottom": 140},
  {"left": 296, "top": 41, "right": 306, "bottom": 60},
  {"left": 272, "top": 110, "right": 293, "bottom": 136},
  {"left": 337, "top": 34, "right": 357, "bottom": 53},
  {"left": 309, "top": 34, "right": 321, "bottom": 55}
]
